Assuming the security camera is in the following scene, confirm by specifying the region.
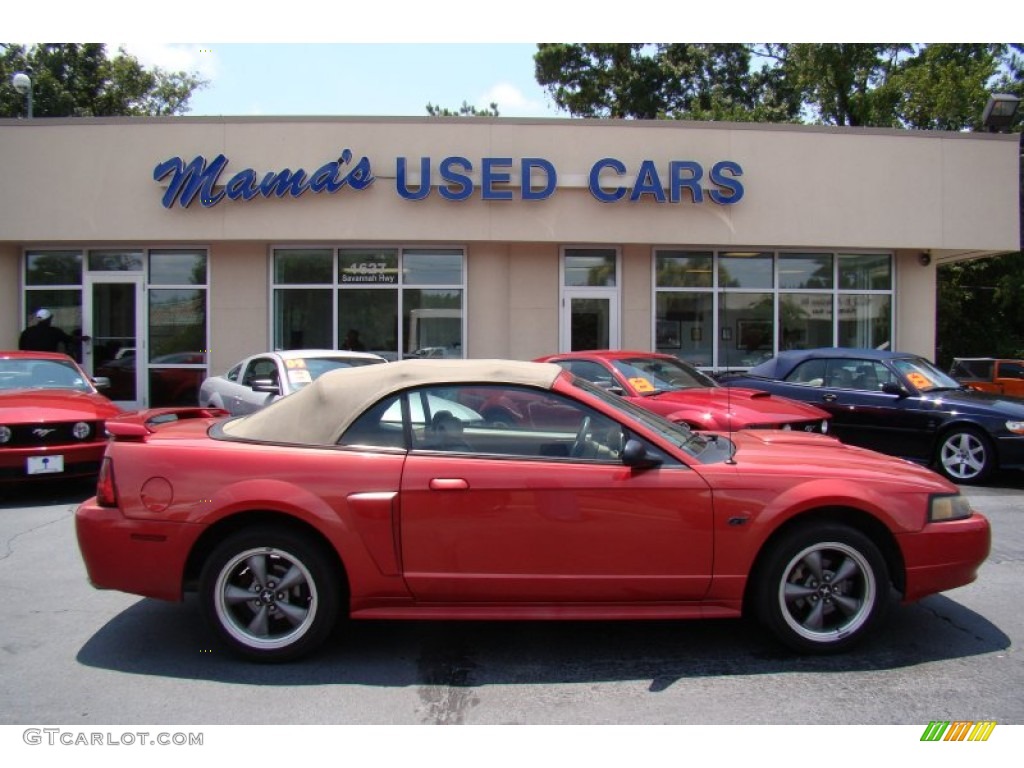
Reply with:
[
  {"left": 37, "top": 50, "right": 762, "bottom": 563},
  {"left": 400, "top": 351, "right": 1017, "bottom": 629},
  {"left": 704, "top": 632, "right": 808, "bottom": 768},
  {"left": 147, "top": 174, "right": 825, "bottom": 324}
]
[{"left": 12, "top": 72, "right": 31, "bottom": 94}]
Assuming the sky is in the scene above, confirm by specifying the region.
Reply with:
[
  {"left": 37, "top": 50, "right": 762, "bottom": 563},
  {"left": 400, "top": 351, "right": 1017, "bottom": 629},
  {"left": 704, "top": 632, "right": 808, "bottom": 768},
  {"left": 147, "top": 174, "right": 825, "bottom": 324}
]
[{"left": 10, "top": 3, "right": 999, "bottom": 120}]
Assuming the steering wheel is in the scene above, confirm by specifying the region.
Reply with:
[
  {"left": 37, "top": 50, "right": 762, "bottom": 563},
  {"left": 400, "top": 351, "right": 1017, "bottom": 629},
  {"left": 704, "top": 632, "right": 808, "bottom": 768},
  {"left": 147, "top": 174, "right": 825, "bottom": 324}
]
[{"left": 570, "top": 416, "right": 592, "bottom": 458}]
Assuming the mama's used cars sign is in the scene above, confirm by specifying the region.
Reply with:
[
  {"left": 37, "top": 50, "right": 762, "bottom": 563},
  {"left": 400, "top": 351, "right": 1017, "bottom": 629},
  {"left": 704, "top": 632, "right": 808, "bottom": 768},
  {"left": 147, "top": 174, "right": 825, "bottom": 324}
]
[{"left": 153, "top": 150, "right": 744, "bottom": 209}]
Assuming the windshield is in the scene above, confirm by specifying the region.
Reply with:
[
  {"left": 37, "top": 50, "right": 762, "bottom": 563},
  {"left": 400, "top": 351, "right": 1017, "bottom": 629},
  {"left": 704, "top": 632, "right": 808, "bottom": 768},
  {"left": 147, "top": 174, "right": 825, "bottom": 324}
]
[
  {"left": 0, "top": 359, "right": 93, "bottom": 392},
  {"left": 569, "top": 376, "right": 730, "bottom": 461},
  {"left": 891, "top": 357, "right": 963, "bottom": 392},
  {"left": 291, "top": 356, "right": 385, "bottom": 390},
  {"left": 610, "top": 357, "right": 717, "bottom": 393}
]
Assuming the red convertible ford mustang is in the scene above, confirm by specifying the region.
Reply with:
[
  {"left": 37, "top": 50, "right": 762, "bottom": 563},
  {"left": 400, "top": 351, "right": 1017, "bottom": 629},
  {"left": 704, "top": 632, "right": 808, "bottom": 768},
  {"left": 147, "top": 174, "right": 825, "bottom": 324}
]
[
  {"left": 1, "top": 351, "right": 121, "bottom": 483},
  {"left": 535, "top": 350, "right": 830, "bottom": 433},
  {"left": 76, "top": 359, "right": 989, "bottom": 661}
]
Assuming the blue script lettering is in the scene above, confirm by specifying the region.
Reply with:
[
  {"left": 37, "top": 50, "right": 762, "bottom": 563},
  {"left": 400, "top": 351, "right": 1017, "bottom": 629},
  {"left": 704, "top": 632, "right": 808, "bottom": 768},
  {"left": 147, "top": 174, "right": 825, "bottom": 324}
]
[{"left": 153, "top": 150, "right": 375, "bottom": 209}]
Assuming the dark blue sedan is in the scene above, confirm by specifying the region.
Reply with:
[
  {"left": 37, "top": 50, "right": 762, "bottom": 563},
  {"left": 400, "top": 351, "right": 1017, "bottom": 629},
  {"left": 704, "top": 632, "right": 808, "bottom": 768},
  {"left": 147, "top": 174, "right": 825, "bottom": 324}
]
[{"left": 719, "top": 348, "right": 1024, "bottom": 484}]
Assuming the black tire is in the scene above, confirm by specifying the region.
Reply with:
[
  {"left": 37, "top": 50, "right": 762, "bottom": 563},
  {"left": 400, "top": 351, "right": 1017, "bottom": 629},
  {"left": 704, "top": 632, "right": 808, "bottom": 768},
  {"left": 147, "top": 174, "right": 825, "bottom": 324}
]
[
  {"left": 199, "top": 526, "right": 341, "bottom": 662},
  {"left": 935, "top": 426, "right": 994, "bottom": 485},
  {"left": 753, "top": 523, "right": 890, "bottom": 654}
]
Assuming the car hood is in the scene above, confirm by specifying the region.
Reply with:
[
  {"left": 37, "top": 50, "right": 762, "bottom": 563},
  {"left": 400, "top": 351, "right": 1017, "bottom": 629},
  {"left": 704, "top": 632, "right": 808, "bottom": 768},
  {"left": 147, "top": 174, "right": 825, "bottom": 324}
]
[
  {"left": 650, "top": 386, "right": 828, "bottom": 422},
  {"left": 0, "top": 389, "right": 121, "bottom": 421},
  {"left": 919, "top": 388, "right": 1024, "bottom": 417},
  {"left": 725, "top": 430, "right": 953, "bottom": 490}
]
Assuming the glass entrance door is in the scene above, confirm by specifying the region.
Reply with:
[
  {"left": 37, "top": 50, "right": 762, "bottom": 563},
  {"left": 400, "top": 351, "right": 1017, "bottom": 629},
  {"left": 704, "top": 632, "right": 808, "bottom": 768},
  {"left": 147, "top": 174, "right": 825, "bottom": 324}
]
[
  {"left": 561, "top": 292, "right": 619, "bottom": 352},
  {"left": 83, "top": 278, "right": 143, "bottom": 409}
]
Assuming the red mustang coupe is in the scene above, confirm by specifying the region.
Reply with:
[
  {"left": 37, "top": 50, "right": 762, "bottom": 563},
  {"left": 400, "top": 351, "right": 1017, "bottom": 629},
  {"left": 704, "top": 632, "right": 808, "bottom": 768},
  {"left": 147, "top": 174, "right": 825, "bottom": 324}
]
[
  {"left": 536, "top": 350, "right": 830, "bottom": 433},
  {"left": 1, "top": 351, "right": 121, "bottom": 483},
  {"left": 76, "top": 359, "right": 989, "bottom": 662}
]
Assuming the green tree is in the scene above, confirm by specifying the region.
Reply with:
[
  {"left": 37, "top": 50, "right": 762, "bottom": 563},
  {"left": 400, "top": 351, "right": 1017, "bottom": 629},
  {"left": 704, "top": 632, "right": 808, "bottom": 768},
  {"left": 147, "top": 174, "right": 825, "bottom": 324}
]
[
  {"left": 1, "top": 43, "right": 206, "bottom": 117},
  {"left": 533, "top": 43, "right": 799, "bottom": 121},
  {"left": 426, "top": 100, "right": 499, "bottom": 117}
]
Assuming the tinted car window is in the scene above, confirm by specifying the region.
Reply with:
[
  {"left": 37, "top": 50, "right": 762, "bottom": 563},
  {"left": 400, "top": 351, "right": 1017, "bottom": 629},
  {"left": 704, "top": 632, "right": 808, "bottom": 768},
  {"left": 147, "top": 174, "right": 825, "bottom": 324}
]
[{"left": 785, "top": 359, "right": 827, "bottom": 386}]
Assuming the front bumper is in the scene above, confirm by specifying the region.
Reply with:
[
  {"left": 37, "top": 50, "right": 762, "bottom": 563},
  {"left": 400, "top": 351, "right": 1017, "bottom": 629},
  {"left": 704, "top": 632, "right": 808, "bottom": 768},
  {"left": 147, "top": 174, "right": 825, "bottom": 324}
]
[{"left": 899, "top": 512, "right": 991, "bottom": 602}]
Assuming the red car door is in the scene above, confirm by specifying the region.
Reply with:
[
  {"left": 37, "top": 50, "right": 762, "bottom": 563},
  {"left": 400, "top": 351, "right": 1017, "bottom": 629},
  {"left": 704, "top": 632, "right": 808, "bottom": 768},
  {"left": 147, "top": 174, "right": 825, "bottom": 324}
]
[{"left": 396, "top": 384, "right": 714, "bottom": 604}]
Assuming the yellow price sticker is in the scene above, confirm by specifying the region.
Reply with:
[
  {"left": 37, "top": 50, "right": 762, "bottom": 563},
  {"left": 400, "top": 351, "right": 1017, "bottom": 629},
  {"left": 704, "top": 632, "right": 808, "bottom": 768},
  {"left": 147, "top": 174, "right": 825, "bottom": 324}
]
[
  {"left": 629, "top": 377, "right": 655, "bottom": 393},
  {"left": 284, "top": 359, "right": 308, "bottom": 369}
]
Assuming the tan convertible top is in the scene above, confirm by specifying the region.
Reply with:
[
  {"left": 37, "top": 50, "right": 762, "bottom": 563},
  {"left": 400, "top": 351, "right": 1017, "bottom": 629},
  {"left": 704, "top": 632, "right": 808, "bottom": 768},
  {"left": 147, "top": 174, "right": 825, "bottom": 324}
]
[{"left": 221, "top": 358, "right": 563, "bottom": 445}]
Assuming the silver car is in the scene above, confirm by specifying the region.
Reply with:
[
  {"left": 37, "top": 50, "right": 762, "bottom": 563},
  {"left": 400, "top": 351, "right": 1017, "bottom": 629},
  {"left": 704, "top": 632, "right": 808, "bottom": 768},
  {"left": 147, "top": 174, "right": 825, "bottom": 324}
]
[{"left": 199, "top": 349, "right": 387, "bottom": 416}]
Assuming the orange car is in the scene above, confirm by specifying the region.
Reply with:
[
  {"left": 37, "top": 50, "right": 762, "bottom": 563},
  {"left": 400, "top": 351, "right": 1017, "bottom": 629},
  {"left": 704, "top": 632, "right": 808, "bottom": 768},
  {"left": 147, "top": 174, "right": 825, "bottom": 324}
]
[{"left": 950, "top": 358, "right": 1024, "bottom": 398}]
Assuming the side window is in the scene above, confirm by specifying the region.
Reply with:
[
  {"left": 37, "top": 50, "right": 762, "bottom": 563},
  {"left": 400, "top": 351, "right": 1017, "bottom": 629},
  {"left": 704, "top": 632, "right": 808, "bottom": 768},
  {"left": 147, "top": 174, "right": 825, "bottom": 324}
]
[
  {"left": 556, "top": 360, "right": 618, "bottom": 390},
  {"left": 337, "top": 394, "right": 407, "bottom": 450},
  {"left": 825, "top": 360, "right": 862, "bottom": 389},
  {"left": 406, "top": 384, "right": 627, "bottom": 461},
  {"left": 242, "top": 358, "right": 278, "bottom": 387},
  {"left": 785, "top": 359, "right": 826, "bottom": 386},
  {"left": 226, "top": 364, "right": 242, "bottom": 383}
]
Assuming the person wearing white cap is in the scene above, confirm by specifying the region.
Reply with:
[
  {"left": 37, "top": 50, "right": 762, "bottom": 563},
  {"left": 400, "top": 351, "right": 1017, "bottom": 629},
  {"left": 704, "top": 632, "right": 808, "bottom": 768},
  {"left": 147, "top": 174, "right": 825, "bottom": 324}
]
[{"left": 18, "top": 308, "right": 89, "bottom": 358}]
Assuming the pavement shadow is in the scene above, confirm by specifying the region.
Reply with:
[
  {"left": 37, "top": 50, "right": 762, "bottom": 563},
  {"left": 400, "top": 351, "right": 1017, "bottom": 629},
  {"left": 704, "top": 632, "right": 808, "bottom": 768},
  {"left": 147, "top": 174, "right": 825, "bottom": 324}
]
[{"left": 76, "top": 592, "right": 1009, "bottom": 691}]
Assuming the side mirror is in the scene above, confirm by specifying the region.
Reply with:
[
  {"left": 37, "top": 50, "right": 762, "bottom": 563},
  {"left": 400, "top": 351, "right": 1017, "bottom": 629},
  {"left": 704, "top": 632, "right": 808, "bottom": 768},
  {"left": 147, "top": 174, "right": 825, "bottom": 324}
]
[
  {"left": 622, "top": 438, "right": 662, "bottom": 469},
  {"left": 881, "top": 382, "right": 909, "bottom": 397},
  {"left": 250, "top": 377, "right": 281, "bottom": 395},
  {"left": 91, "top": 376, "right": 111, "bottom": 390}
]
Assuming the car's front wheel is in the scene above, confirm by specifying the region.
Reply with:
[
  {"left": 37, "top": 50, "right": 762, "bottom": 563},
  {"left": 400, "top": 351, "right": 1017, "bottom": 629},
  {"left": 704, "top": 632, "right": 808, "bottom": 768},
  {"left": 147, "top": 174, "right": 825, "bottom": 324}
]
[
  {"left": 754, "top": 523, "right": 890, "bottom": 653},
  {"left": 199, "top": 527, "right": 341, "bottom": 662},
  {"left": 936, "top": 426, "right": 994, "bottom": 484}
]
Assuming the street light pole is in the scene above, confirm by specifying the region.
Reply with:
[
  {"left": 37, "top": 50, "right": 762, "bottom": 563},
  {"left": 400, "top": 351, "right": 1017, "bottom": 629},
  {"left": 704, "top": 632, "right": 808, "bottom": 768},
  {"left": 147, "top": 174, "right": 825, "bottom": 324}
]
[{"left": 12, "top": 71, "right": 33, "bottom": 118}]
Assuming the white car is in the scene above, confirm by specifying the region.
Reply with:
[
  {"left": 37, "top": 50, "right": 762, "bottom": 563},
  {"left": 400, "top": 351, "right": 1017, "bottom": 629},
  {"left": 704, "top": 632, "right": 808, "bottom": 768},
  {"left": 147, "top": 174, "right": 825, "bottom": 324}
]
[{"left": 199, "top": 349, "right": 387, "bottom": 416}]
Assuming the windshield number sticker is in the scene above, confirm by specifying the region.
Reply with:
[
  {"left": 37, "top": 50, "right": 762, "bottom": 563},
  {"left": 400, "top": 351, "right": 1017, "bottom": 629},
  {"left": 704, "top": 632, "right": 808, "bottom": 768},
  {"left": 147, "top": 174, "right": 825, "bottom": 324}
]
[
  {"left": 629, "top": 377, "right": 656, "bottom": 393},
  {"left": 906, "top": 372, "right": 933, "bottom": 389}
]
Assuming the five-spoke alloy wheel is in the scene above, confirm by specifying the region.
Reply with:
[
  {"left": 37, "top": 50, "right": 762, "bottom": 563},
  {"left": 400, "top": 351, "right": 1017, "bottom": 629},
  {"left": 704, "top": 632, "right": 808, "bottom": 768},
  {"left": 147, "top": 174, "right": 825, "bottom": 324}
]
[
  {"left": 755, "top": 523, "right": 889, "bottom": 653},
  {"left": 200, "top": 527, "right": 340, "bottom": 662},
  {"left": 936, "top": 427, "right": 994, "bottom": 484}
]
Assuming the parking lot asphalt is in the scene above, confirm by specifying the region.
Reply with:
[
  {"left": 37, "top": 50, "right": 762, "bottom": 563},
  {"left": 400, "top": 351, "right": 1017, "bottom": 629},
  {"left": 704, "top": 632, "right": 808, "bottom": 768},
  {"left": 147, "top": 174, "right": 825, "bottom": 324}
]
[{"left": 0, "top": 471, "right": 1022, "bottom": 727}]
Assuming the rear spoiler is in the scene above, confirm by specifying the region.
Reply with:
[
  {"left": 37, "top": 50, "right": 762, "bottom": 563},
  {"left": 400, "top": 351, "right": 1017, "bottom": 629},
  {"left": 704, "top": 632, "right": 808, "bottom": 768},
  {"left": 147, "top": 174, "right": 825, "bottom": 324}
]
[{"left": 105, "top": 407, "right": 230, "bottom": 441}]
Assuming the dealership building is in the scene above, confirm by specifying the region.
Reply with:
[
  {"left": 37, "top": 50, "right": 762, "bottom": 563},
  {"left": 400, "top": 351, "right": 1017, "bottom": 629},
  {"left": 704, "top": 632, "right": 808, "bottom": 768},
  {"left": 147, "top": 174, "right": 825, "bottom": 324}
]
[{"left": 0, "top": 115, "right": 1019, "bottom": 409}]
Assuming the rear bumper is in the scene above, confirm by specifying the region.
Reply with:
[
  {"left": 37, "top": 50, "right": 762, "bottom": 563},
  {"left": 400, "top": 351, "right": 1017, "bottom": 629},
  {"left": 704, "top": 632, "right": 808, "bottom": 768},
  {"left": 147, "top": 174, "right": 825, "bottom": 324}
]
[
  {"left": 75, "top": 499, "right": 199, "bottom": 602},
  {"left": 899, "top": 513, "right": 991, "bottom": 602}
]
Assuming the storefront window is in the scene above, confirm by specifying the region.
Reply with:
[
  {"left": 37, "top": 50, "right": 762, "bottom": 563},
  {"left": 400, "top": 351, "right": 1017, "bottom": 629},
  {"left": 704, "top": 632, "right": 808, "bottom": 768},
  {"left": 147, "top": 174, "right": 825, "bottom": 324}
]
[
  {"left": 840, "top": 253, "right": 892, "bottom": 290},
  {"left": 337, "top": 289, "right": 398, "bottom": 357},
  {"left": 780, "top": 294, "right": 833, "bottom": 350},
  {"left": 25, "top": 250, "right": 82, "bottom": 286},
  {"left": 564, "top": 248, "right": 617, "bottom": 287},
  {"left": 655, "top": 292, "right": 713, "bottom": 366},
  {"left": 838, "top": 294, "right": 892, "bottom": 349},
  {"left": 403, "top": 249, "right": 463, "bottom": 284},
  {"left": 150, "top": 249, "right": 207, "bottom": 285},
  {"left": 779, "top": 253, "right": 833, "bottom": 289},
  {"left": 655, "top": 251, "right": 713, "bottom": 288},
  {"left": 719, "top": 252, "right": 773, "bottom": 289},
  {"left": 275, "top": 289, "right": 333, "bottom": 349},
  {"left": 275, "top": 249, "right": 333, "bottom": 284},
  {"left": 403, "top": 289, "right": 463, "bottom": 358},
  {"left": 87, "top": 249, "right": 144, "bottom": 272},
  {"left": 654, "top": 249, "right": 893, "bottom": 370},
  {"left": 720, "top": 292, "right": 774, "bottom": 367},
  {"left": 272, "top": 247, "right": 465, "bottom": 359},
  {"left": 147, "top": 249, "right": 208, "bottom": 407}
]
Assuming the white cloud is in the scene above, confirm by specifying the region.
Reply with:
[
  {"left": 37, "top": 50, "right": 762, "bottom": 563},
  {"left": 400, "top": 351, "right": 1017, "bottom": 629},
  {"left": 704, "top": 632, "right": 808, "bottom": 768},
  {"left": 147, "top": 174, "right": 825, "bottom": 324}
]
[
  {"left": 479, "top": 82, "right": 550, "bottom": 117},
  {"left": 115, "top": 43, "right": 219, "bottom": 80}
]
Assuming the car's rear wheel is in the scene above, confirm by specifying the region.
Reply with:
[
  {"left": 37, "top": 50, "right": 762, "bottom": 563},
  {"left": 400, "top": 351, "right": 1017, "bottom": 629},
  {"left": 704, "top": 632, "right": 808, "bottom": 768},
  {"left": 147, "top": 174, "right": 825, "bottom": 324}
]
[
  {"left": 936, "top": 426, "right": 994, "bottom": 484},
  {"left": 754, "top": 523, "right": 889, "bottom": 653},
  {"left": 200, "top": 527, "right": 340, "bottom": 662}
]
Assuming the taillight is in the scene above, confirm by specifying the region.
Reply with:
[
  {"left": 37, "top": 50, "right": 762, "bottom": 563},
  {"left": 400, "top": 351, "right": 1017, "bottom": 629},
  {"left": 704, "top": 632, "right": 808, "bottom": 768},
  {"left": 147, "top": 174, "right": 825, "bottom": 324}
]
[{"left": 96, "top": 457, "right": 118, "bottom": 508}]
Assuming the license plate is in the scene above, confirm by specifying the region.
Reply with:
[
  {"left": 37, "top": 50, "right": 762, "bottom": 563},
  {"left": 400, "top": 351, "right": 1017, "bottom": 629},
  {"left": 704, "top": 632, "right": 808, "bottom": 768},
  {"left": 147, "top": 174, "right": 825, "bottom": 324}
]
[{"left": 27, "top": 455, "right": 64, "bottom": 475}]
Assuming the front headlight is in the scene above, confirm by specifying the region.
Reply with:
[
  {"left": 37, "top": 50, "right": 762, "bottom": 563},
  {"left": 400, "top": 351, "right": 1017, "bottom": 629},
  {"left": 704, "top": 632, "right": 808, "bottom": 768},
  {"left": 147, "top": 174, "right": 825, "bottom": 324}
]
[
  {"left": 0, "top": 425, "right": 11, "bottom": 444},
  {"left": 929, "top": 493, "right": 973, "bottom": 522},
  {"left": 72, "top": 422, "right": 91, "bottom": 440},
  {"left": 821, "top": 420, "right": 829, "bottom": 435},
  {"left": 1006, "top": 420, "right": 1024, "bottom": 434}
]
